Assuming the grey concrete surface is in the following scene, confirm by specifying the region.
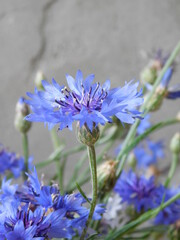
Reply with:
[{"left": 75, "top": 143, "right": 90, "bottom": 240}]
[{"left": 0, "top": 0, "right": 180, "bottom": 184}]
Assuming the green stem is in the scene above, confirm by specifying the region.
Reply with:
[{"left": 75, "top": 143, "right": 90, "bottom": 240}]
[
  {"left": 22, "top": 133, "right": 29, "bottom": 179},
  {"left": 50, "top": 128, "right": 64, "bottom": 194},
  {"left": 50, "top": 128, "right": 61, "bottom": 149},
  {"left": 105, "top": 193, "right": 180, "bottom": 239},
  {"left": 115, "top": 41, "right": 180, "bottom": 177},
  {"left": 164, "top": 153, "right": 179, "bottom": 187},
  {"left": 80, "top": 145, "right": 98, "bottom": 240},
  {"left": 67, "top": 141, "right": 113, "bottom": 192},
  {"left": 58, "top": 157, "right": 66, "bottom": 195}
]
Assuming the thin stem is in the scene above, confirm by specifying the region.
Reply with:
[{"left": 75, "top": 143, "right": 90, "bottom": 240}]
[
  {"left": 115, "top": 41, "right": 180, "bottom": 177},
  {"left": 59, "top": 157, "right": 66, "bottom": 195},
  {"left": 50, "top": 128, "right": 64, "bottom": 194},
  {"left": 22, "top": 133, "right": 29, "bottom": 179},
  {"left": 50, "top": 128, "right": 61, "bottom": 149},
  {"left": 164, "top": 153, "right": 179, "bottom": 187},
  {"left": 67, "top": 141, "right": 113, "bottom": 192},
  {"left": 80, "top": 145, "right": 98, "bottom": 240}
]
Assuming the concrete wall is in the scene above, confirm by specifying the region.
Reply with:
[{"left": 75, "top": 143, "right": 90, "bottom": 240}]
[{"left": 0, "top": 0, "right": 180, "bottom": 183}]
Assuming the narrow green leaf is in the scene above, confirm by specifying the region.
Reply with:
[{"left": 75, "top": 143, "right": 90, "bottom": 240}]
[{"left": 76, "top": 182, "right": 91, "bottom": 204}]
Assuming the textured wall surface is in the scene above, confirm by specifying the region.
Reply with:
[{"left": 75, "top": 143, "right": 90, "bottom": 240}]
[{"left": 0, "top": 0, "right": 180, "bottom": 183}]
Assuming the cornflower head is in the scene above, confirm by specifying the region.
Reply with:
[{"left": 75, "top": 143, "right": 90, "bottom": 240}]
[
  {"left": 0, "top": 146, "right": 25, "bottom": 178},
  {"left": 17, "top": 168, "right": 105, "bottom": 236},
  {"left": 0, "top": 202, "right": 74, "bottom": 239},
  {"left": 153, "top": 187, "right": 180, "bottom": 225},
  {"left": 114, "top": 170, "right": 160, "bottom": 212},
  {"left": 25, "top": 70, "right": 143, "bottom": 131}
]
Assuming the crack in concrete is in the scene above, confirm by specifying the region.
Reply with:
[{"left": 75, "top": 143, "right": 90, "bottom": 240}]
[{"left": 27, "top": 0, "right": 58, "bottom": 81}]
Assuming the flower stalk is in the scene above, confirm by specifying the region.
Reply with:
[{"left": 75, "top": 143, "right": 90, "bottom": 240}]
[
  {"left": 164, "top": 153, "right": 179, "bottom": 188},
  {"left": 22, "top": 133, "right": 29, "bottom": 179},
  {"left": 50, "top": 128, "right": 64, "bottom": 194},
  {"left": 80, "top": 145, "right": 98, "bottom": 240}
]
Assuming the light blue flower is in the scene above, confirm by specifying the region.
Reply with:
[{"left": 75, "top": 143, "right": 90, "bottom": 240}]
[{"left": 25, "top": 70, "right": 143, "bottom": 131}]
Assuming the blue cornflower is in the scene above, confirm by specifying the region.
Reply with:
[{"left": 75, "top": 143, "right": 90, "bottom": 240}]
[
  {"left": 0, "top": 202, "right": 73, "bottom": 239},
  {"left": 17, "top": 168, "right": 105, "bottom": 236},
  {"left": 25, "top": 70, "right": 143, "bottom": 131},
  {"left": 114, "top": 170, "right": 160, "bottom": 212},
  {"left": 154, "top": 187, "right": 180, "bottom": 225},
  {"left": 0, "top": 146, "right": 25, "bottom": 178},
  {"left": 134, "top": 140, "right": 164, "bottom": 167}
]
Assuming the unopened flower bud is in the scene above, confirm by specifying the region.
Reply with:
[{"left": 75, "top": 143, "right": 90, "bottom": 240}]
[
  {"left": 170, "top": 133, "right": 180, "bottom": 154},
  {"left": 146, "top": 86, "right": 167, "bottom": 111},
  {"left": 14, "top": 97, "right": 32, "bottom": 133},
  {"left": 34, "top": 71, "right": 46, "bottom": 90},
  {"left": 97, "top": 160, "right": 117, "bottom": 193},
  {"left": 76, "top": 123, "right": 100, "bottom": 146},
  {"left": 140, "top": 67, "right": 157, "bottom": 86},
  {"left": 151, "top": 59, "right": 163, "bottom": 70}
]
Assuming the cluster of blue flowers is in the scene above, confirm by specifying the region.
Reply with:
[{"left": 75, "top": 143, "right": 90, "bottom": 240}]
[
  {"left": 0, "top": 146, "right": 25, "bottom": 178},
  {"left": 25, "top": 70, "right": 144, "bottom": 131},
  {"left": 0, "top": 168, "right": 105, "bottom": 239},
  {"left": 114, "top": 170, "right": 180, "bottom": 225}
]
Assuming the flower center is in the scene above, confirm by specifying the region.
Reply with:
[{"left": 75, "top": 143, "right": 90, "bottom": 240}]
[{"left": 55, "top": 83, "right": 108, "bottom": 114}]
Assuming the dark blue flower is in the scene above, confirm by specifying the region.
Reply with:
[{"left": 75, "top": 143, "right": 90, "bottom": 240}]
[
  {"left": 0, "top": 146, "right": 25, "bottom": 178},
  {"left": 17, "top": 168, "right": 105, "bottom": 236},
  {"left": 154, "top": 187, "right": 180, "bottom": 225},
  {"left": 114, "top": 170, "right": 160, "bottom": 212},
  {"left": 25, "top": 70, "right": 143, "bottom": 131},
  {"left": 0, "top": 202, "right": 73, "bottom": 239}
]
